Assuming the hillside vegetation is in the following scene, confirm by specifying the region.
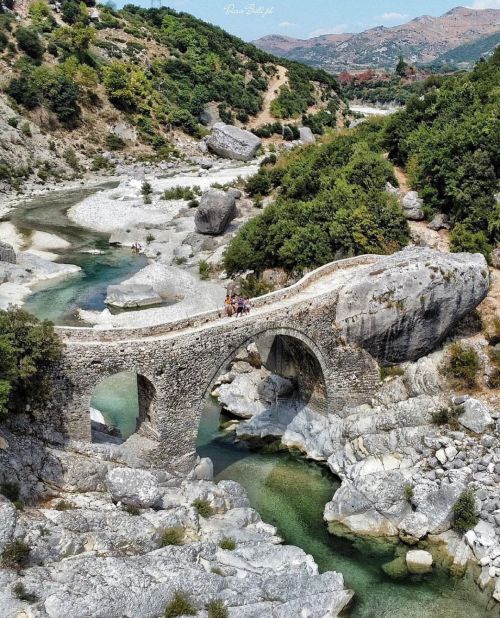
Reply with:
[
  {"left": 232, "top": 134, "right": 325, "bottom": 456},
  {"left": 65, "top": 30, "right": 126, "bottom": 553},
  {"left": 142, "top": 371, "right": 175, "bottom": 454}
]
[
  {"left": 0, "top": 0, "right": 339, "bottom": 189},
  {"left": 224, "top": 121, "right": 410, "bottom": 276},
  {"left": 385, "top": 48, "right": 500, "bottom": 257}
]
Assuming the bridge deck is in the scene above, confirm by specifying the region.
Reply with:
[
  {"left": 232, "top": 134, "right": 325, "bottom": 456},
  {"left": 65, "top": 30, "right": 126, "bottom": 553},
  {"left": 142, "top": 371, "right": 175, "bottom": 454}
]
[{"left": 57, "top": 255, "right": 382, "bottom": 345}]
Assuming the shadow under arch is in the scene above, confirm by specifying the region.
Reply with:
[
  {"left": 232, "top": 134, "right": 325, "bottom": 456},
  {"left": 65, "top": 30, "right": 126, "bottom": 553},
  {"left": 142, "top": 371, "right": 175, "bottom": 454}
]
[
  {"left": 89, "top": 370, "right": 157, "bottom": 443},
  {"left": 200, "top": 326, "right": 333, "bottom": 416}
]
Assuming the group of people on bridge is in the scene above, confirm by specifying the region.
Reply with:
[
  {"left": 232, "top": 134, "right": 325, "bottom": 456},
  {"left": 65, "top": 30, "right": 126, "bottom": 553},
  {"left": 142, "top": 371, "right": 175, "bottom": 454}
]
[{"left": 224, "top": 294, "right": 251, "bottom": 317}]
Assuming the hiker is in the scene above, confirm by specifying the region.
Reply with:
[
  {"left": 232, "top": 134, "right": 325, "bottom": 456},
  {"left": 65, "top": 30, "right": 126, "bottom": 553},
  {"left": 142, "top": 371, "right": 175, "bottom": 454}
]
[
  {"left": 244, "top": 297, "right": 251, "bottom": 314},
  {"left": 224, "top": 294, "right": 233, "bottom": 317},
  {"left": 236, "top": 295, "right": 245, "bottom": 317}
]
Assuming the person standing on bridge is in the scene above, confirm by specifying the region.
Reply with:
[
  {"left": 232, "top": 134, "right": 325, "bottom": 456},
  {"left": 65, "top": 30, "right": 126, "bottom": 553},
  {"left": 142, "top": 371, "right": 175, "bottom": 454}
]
[
  {"left": 224, "top": 294, "right": 234, "bottom": 317},
  {"left": 236, "top": 295, "right": 245, "bottom": 317}
]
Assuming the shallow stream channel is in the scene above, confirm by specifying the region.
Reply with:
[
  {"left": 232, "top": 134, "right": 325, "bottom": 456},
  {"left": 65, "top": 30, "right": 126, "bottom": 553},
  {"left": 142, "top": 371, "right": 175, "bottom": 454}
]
[
  {"left": 3, "top": 186, "right": 499, "bottom": 617},
  {"left": 2, "top": 184, "right": 148, "bottom": 324}
]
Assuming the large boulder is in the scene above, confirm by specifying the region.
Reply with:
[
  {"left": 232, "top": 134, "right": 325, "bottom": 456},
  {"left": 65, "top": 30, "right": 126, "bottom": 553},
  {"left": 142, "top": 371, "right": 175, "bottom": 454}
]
[
  {"left": 0, "top": 242, "right": 16, "bottom": 264},
  {"left": 105, "top": 467, "right": 161, "bottom": 508},
  {"left": 406, "top": 549, "right": 433, "bottom": 574},
  {"left": 401, "top": 191, "right": 425, "bottom": 220},
  {"left": 335, "top": 247, "right": 489, "bottom": 364},
  {"left": 195, "top": 189, "right": 237, "bottom": 235},
  {"left": 105, "top": 284, "right": 162, "bottom": 308},
  {"left": 299, "top": 127, "right": 315, "bottom": 144},
  {"left": 207, "top": 123, "right": 261, "bottom": 161},
  {"left": 458, "top": 398, "right": 493, "bottom": 434}
]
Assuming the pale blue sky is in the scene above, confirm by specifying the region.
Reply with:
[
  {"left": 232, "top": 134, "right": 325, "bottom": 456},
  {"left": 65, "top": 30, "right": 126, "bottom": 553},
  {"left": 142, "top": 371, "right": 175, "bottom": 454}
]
[{"left": 114, "top": 0, "right": 500, "bottom": 41}]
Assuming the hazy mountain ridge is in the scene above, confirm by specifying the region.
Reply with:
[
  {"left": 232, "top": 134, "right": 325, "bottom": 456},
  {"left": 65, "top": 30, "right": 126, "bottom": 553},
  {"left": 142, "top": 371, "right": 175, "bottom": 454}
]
[{"left": 254, "top": 7, "right": 500, "bottom": 71}]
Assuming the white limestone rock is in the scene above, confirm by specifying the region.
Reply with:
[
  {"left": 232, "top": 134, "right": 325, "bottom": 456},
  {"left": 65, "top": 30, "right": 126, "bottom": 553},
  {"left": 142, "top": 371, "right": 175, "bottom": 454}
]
[
  {"left": 0, "top": 497, "right": 16, "bottom": 552},
  {"left": 105, "top": 284, "right": 163, "bottom": 308},
  {"left": 398, "top": 512, "right": 429, "bottom": 543},
  {"left": 335, "top": 247, "right": 489, "bottom": 364},
  {"left": 207, "top": 123, "right": 262, "bottom": 161},
  {"left": 105, "top": 467, "right": 161, "bottom": 508},
  {"left": 406, "top": 549, "right": 433, "bottom": 574},
  {"left": 299, "top": 126, "right": 315, "bottom": 144},
  {"left": 401, "top": 191, "right": 425, "bottom": 220},
  {"left": 458, "top": 399, "right": 494, "bottom": 434}
]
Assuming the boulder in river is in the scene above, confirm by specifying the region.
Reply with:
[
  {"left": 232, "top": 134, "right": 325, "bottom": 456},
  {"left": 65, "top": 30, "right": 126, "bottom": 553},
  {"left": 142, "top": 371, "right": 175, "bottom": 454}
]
[
  {"left": 195, "top": 188, "right": 237, "bottom": 235},
  {"left": 335, "top": 247, "right": 489, "bottom": 365},
  {"left": 0, "top": 241, "right": 16, "bottom": 264},
  {"left": 405, "top": 549, "right": 433, "bottom": 574},
  {"left": 207, "top": 122, "right": 261, "bottom": 161},
  {"left": 105, "top": 284, "right": 163, "bottom": 308}
]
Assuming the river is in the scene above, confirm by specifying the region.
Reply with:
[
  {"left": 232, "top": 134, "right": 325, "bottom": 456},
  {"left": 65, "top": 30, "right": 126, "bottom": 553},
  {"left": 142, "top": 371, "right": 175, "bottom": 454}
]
[{"left": 2, "top": 186, "right": 497, "bottom": 617}]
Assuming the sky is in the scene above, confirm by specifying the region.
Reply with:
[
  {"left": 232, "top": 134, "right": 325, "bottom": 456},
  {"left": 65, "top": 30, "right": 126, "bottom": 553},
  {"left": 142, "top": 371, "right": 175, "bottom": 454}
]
[{"left": 113, "top": 0, "right": 500, "bottom": 41}]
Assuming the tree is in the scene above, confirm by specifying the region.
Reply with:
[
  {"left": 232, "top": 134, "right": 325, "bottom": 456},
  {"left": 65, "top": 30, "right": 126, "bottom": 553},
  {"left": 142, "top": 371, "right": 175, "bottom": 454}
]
[
  {"left": 395, "top": 55, "right": 408, "bottom": 77},
  {"left": 15, "top": 27, "right": 44, "bottom": 60},
  {"left": 0, "top": 307, "right": 62, "bottom": 416},
  {"left": 453, "top": 490, "right": 479, "bottom": 533}
]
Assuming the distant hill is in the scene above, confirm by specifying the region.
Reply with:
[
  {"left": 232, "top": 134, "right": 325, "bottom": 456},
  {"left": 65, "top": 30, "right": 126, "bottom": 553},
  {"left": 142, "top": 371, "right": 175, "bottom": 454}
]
[
  {"left": 434, "top": 31, "right": 500, "bottom": 67},
  {"left": 254, "top": 7, "right": 500, "bottom": 72}
]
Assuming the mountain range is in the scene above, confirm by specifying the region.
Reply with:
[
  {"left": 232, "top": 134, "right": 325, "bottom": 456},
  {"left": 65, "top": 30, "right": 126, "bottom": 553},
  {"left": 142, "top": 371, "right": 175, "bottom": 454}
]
[{"left": 254, "top": 7, "right": 500, "bottom": 72}]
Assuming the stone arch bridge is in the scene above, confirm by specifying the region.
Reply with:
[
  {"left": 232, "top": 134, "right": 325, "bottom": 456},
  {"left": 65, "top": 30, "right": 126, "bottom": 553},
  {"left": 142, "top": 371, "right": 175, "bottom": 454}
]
[{"left": 48, "top": 256, "right": 384, "bottom": 471}]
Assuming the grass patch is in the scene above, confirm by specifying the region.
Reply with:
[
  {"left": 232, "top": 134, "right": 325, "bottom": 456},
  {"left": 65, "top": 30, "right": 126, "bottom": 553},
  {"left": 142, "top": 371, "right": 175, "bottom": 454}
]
[
  {"left": 442, "top": 343, "right": 480, "bottom": 389},
  {"left": 199, "top": 260, "right": 212, "bottom": 280},
  {"left": 453, "top": 489, "right": 479, "bottom": 533},
  {"left": 403, "top": 485, "right": 414, "bottom": 501},
  {"left": 165, "top": 591, "right": 196, "bottom": 617},
  {"left": 1, "top": 540, "right": 30, "bottom": 569},
  {"left": 207, "top": 599, "right": 229, "bottom": 618},
  {"left": 430, "top": 405, "right": 462, "bottom": 429},
  {"left": 218, "top": 537, "right": 236, "bottom": 550},
  {"left": 380, "top": 365, "right": 405, "bottom": 380},
  {"left": 163, "top": 186, "right": 201, "bottom": 200},
  {"left": 192, "top": 498, "right": 213, "bottom": 518},
  {"left": 54, "top": 500, "right": 74, "bottom": 511},
  {"left": 160, "top": 527, "right": 184, "bottom": 546},
  {"left": 123, "top": 504, "right": 141, "bottom": 516}
]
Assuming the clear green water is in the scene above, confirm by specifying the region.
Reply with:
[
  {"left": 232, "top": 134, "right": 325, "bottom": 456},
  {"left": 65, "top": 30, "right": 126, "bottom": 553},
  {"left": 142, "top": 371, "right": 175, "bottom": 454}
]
[
  {"left": 91, "top": 371, "right": 140, "bottom": 439},
  {"left": 4, "top": 185, "right": 148, "bottom": 325}
]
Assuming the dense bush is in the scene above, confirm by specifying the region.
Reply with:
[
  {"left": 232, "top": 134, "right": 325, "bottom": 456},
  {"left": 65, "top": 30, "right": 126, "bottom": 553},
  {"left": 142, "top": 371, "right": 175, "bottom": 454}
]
[
  {"left": 225, "top": 129, "right": 409, "bottom": 275},
  {"left": 385, "top": 50, "right": 500, "bottom": 258},
  {"left": 453, "top": 490, "right": 479, "bottom": 533},
  {"left": 207, "top": 600, "right": 228, "bottom": 618},
  {"left": 160, "top": 527, "right": 184, "bottom": 546},
  {"left": 0, "top": 307, "right": 62, "bottom": 415},
  {"left": 15, "top": 27, "right": 44, "bottom": 60},
  {"left": 1, "top": 540, "right": 31, "bottom": 569},
  {"left": 442, "top": 343, "right": 480, "bottom": 389},
  {"left": 192, "top": 498, "right": 213, "bottom": 517}
]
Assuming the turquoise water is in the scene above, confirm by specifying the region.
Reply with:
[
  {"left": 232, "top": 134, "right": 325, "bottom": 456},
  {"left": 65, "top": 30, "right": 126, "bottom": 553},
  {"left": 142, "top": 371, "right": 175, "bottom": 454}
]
[
  {"left": 197, "top": 400, "right": 498, "bottom": 618},
  {"left": 91, "top": 371, "right": 140, "bottom": 439},
  {"left": 4, "top": 186, "right": 148, "bottom": 325}
]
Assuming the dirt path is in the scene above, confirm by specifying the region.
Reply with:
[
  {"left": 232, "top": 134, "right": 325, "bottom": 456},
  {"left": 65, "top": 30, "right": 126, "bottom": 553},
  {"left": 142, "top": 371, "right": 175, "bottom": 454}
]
[
  {"left": 247, "top": 65, "right": 288, "bottom": 129},
  {"left": 393, "top": 165, "right": 410, "bottom": 193}
]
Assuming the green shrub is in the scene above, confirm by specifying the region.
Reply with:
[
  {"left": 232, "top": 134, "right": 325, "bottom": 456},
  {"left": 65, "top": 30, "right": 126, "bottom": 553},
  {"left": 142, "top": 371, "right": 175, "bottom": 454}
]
[
  {"left": 12, "top": 582, "right": 38, "bottom": 603},
  {"left": 207, "top": 599, "right": 229, "bottom": 618},
  {"left": 199, "top": 260, "right": 211, "bottom": 280},
  {"left": 123, "top": 504, "right": 141, "bottom": 516},
  {"left": 1, "top": 482, "right": 20, "bottom": 502},
  {"left": 238, "top": 275, "right": 273, "bottom": 298},
  {"left": 146, "top": 233, "right": 155, "bottom": 243},
  {"left": 380, "top": 365, "right": 405, "bottom": 381},
  {"left": 7, "top": 117, "right": 18, "bottom": 128},
  {"left": 91, "top": 155, "right": 115, "bottom": 172},
  {"left": 63, "top": 148, "right": 80, "bottom": 171},
  {"left": 160, "top": 527, "right": 184, "bottom": 546},
  {"left": 15, "top": 27, "right": 44, "bottom": 60},
  {"left": 403, "top": 485, "right": 414, "bottom": 501},
  {"left": 105, "top": 133, "right": 126, "bottom": 151},
  {"left": 162, "top": 186, "right": 201, "bottom": 200},
  {"left": 20, "top": 122, "right": 32, "bottom": 137},
  {"left": 453, "top": 490, "right": 479, "bottom": 533},
  {"left": 431, "top": 405, "right": 462, "bottom": 429},
  {"left": 0, "top": 307, "right": 62, "bottom": 416},
  {"left": 164, "top": 591, "right": 196, "bottom": 617},
  {"left": 1, "top": 540, "right": 31, "bottom": 569},
  {"left": 192, "top": 498, "right": 213, "bottom": 518},
  {"left": 141, "top": 181, "right": 153, "bottom": 197},
  {"left": 485, "top": 316, "right": 500, "bottom": 345},
  {"left": 442, "top": 343, "right": 480, "bottom": 389},
  {"left": 218, "top": 537, "right": 236, "bottom": 550},
  {"left": 54, "top": 500, "right": 74, "bottom": 511}
]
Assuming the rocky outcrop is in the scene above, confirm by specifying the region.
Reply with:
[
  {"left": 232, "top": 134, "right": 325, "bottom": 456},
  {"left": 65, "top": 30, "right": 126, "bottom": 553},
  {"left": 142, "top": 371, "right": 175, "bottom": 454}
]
[
  {"left": 299, "top": 127, "right": 315, "bottom": 144},
  {"left": 105, "top": 284, "right": 163, "bottom": 308},
  {"left": 207, "top": 123, "right": 262, "bottom": 161},
  {"left": 0, "top": 241, "right": 16, "bottom": 264},
  {"left": 335, "top": 247, "right": 489, "bottom": 364},
  {"left": 428, "top": 213, "right": 450, "bottom": 231},
  {"left": 195, "top": 189, "right": 238, "bottom": 235},
  {"left": 0, "top": 426, "right": 353, "bottom": 617},
  {"left": 458, "top": 398, "right": 494, "bottom": 434}
]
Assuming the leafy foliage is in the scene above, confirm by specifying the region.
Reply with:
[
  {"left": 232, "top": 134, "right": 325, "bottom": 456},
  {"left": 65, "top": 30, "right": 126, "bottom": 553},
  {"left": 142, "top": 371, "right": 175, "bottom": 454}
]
[
  {"left": 385, "top": 50, "right": 500, "bottom": 258},
  {"left": 207, "top": 600, "right": 229, "bottom": 618},
  {"left": 224, "top": 126, "right": 409, "bottom": 275},
  {"left": 1, "top": 540, "right": 31, "bottom": 569},
  {"left": 442, "top": 343, "right": 480, "bottom": 389},
  {"left": 0, "top": 307, "right": 62, "bottom": 416},
  {"left": 160, "top": 527, "right": 184, "bottom": 546},
  {"left": 192, "top": 498, "right": 213, "bottom": 517},
  {"left": 165, "top": 591, "right": 196, "bottom": 617},
  {"left": 453, "top": 490, "right": 479, "bottom": 533}
]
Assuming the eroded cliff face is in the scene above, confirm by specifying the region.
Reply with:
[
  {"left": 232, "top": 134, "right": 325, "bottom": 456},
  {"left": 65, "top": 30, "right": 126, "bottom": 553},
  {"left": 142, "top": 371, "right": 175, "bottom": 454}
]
[{"left": 0, "top": 425, "right": 353, "bottom": 617}]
